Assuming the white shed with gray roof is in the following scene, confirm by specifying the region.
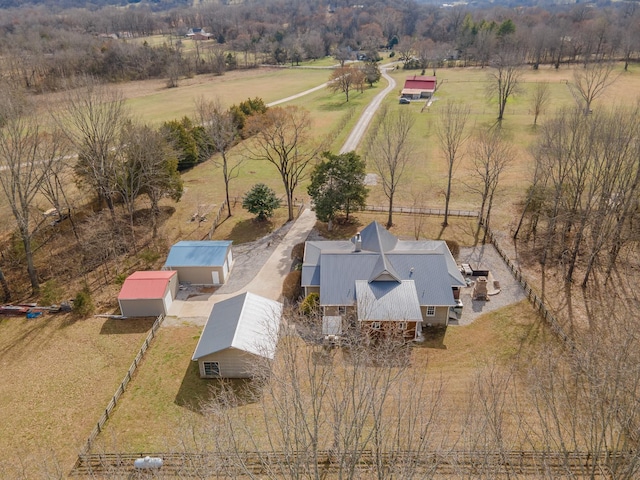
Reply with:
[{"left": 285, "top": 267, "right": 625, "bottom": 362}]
[{"left": 192, "top": 292, "right": 282, "bottom": 378}]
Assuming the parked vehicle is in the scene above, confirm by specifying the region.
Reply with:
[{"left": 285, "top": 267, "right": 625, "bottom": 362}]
[{"left": 399, "top": 97, "right": 410, "bottom": 104}]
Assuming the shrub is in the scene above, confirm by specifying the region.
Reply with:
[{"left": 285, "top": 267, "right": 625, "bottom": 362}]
[
  {"left": 40, "top": 279, "right": 63, "bottom": 305},
  {"left": 300, "top": 292, "right": 319, "bottom": 316},
  {"left": 243, "top": 183, "right": 281, "bottom": 220},
  {"left": 445, "top": 239, "right": 460, "bottom": 259},
  {"left": 291, "top": 242, "right": 305, "bottom": 262},
  {"left": 73, "top": 285, "right": 94, "bottom": 317},
  {"left": 139, "top": 248, "right": 161, "bottom": 266},
  {"left": 282, "top": 270, "right": 302, "bottom": 303}
]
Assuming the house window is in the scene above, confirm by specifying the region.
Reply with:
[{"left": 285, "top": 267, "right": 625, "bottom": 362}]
[
  {"left": 371, "top": 322, "right": 381, "bottom": 330},
  {"left": 398, "top": 322, "right": 407, "bottom": 330},
  {"left": 426, "top": 306, "right": 436, "bottom": 316},
  {"left": 338, "top": 306, "right": 347, "bottom": 315},
  {"left": 203, "top": 361, "right": 220, "bottom": 377}
]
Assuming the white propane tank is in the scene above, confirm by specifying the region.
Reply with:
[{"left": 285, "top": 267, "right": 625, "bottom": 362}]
[{"left": 134, "top": 456, "right": 163, "bottom": 469}]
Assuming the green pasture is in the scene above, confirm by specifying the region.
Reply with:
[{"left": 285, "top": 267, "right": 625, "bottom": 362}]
[
  {"left": 125, "top": 68, "right": 333, "bottom": 125},
  {"left": 142, "top": 62, "right": 639, "bottom": 243}
]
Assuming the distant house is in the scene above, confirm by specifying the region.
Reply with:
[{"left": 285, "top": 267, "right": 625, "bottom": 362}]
[
  {"left": 185, "top": 28, "right": 213, "bottom": 40},
  {"left": 401, "top": 75, "right": 437, "bottom": 100},
  {"left": 301, "top": 221, "right": 465, "bottom": 339},
  {"left": 192, "top": 292, "right": 283, "bottom": 378},
  {"left": 118, "top": 271, "right": 178, "bottom": 317},
  {"left": 163, "top": 240, "right": 233, "bottom": 286}
]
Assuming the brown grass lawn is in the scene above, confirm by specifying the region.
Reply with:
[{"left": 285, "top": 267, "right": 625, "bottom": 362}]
[
  {"left": 94, "top": 300, "right": 547, "bottom": 454},
  {"left": 0, "top": 313, "right": 156, "bottom": 476},
  {"left": 1, "top": 62, "right": 638, "bottom": 473}
]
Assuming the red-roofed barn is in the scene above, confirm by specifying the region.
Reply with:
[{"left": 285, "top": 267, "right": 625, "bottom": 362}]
[
  {"left": 401, "top": 75, "right": 437, "bottom": 100},
  {"left": 118, "top": 271, "right": 178, "bottom": 317}
]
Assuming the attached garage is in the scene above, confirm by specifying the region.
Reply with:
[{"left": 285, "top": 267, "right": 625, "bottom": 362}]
[
  {"left": 192, "top": 292, "right": 283, "bottom": 379},
  {"left": 118, "top": 271, "right": 178, "bottom": 317},
  {"left": 163, "top": 240, "right": 233, "bottom": 286}
]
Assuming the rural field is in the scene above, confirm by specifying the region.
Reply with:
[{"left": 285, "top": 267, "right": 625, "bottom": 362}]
[{"left": 1, "top": 58, "right": 639, "bottom": 477}]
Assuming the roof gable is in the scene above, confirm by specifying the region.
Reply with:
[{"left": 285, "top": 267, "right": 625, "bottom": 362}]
[
  {"left": 164, "top": 240, "right": 232, "bottom": 267},
  {"left": 368, "top": 253, "right": 401, "bottom": 283},
  {"left": 355, "top": 280, "right": 422, "bottom": 321},
  {"left": 192, "top": 292, "right": 282, "bottom": 360},
  {"left": 358, "top": 221, "right": 398, "bottom": 253}
]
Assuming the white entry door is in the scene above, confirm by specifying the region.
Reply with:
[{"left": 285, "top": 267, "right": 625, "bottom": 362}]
[
  {"left": 163, "top": 290, "right": 173, "bottom": 314},
  {"left": 212, "top": 271, "right": 220, "bottom": 285}
]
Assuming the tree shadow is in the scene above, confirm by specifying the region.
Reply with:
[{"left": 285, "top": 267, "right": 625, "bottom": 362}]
[
  {"left": 174, "top": 360, "right": 261, "bottom": 413},
  {"left": 313, "top": 217, "right": 362, "bottom": 240},
  {"left": 416, "top": 325, "right": 448, "bottom": 350},
  {"left": 225, "top": 218, "right": 279, "bottom": 244},
  {"left": 99, "top": 316, "right": 156, "bottom": 335}
]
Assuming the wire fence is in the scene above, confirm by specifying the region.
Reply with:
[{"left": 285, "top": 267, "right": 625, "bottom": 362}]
[{"left": 77, "top": 313, "right": 165, "bottom": 457}]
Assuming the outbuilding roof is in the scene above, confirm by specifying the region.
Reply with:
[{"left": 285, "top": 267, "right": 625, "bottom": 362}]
[
  {"left": 403, "top": 75, "right": 437, "bottom": 91},
  {"left": 164, "top": 240, "right": 232, "bottom": 268},
  {"left": 192, "top": 292, "right": 282, "bottom": 360},
  {"left": 118, "top": 271, "right": 176, "bottom": 300}
]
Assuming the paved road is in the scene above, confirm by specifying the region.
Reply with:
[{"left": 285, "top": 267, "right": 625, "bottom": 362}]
[
  {"left": 164, "top": 65, "right": 399, "bottom": 326},
  {"left": 340, "top": 65, "right": 397, "bottom": 153}
]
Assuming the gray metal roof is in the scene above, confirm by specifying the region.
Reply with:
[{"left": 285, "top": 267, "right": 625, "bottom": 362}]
[
  {"left": 386, "top": 253, "right": 457, "bottom": 306},
  {"left": 358, "top": 221, "right": 398, "bottom": 253},
  {"left": 355, "top": 280, "right": 422, "bottom": 321},
  {"left": 192, "top": 292, "right": 282, "bottom": 360},
  {"left": 304, "top": 221, "right": 463, "bottom": 307},
  {"left": 368, "top": 252, "right": 401, "bottom": 283},
  {"left": 395, "top": 240, "right": 465, "bottom": 286}
]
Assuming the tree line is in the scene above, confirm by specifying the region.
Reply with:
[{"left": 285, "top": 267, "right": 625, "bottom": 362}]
[{"left": 1, "top": 0, "right": 638, "bottom": 92}]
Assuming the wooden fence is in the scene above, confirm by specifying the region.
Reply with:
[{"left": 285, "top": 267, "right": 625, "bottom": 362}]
[
  {"left": 77, "top": 313, "right": 165, "bottom": 457},
  {"left": 362, "top": 204, "right": 479, "bottom": 218},
  {"left": 483, "top": 225, "right": 575, "bottom": 350},
  {"left": 71, "top": 448, "right": 633, "bottom": 477},
  {"left": 205, "top": 199, "right": 228, "bottom": 240}
]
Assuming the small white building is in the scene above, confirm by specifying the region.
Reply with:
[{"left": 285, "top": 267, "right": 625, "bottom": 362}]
[
  {"left": 163, "top": 240, "right": 233, "bottom": 286},
  {"left": 118, "top": 271, "right": 178, "bottom": 317},
  {"left": 192, "top": 292, "right": 282, "bottom": 379}
]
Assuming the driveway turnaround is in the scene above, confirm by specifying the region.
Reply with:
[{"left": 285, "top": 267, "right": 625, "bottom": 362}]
[{"left": 164, "top": 208, "right": 317, "bottom": 326}]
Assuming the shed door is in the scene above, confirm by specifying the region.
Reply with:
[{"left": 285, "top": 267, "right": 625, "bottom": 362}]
[
  {"left": 212, "top": 271, "right": 220, "bottom": 285},
  {"left": 163, "top": 289, "right": 173, "bottom": 314}
]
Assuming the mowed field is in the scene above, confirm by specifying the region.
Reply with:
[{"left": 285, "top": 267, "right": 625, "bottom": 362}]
[{"left": 1, "top": 60, "right": 639, "bottom": 475}]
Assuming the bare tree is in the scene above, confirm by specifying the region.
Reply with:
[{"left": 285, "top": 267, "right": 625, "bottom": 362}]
[
  {"left": 572, "top": 60, "right": 619, "bottom": 114},
  {"left": 435, "top": 101, "right": 470, "bottom": 227},
  {"left": 469, "top": 128, "right": 512, "bottom": 242},
  {"left": 123, "top": 123, "right": 183, "bottom": 239},
  {"left": 198, "top": 311, "right": 450, "bottom": 479},
  {"left": 196, "top": 98, "right": 241, "bottom": 218},
  {"left": 245, "top": 106, "right": 322, "bottom": 221},
  {"left": 59, "top": 77, "right": 129, "bottom": 218},
  {"left": 0, "top": 96, "right": 64, "bottom": 293},
  {"left": 487, "top": 48, "right": 524, "bottom": 122},
  {"left": 530, "top": 82, "right": 550, "bottom": 126},
  {"left": 328, "top": 65, "right": 365, "bottom": 103},
  {"left": 368, "top": 105, "right": 415, "bottom": 228}
]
